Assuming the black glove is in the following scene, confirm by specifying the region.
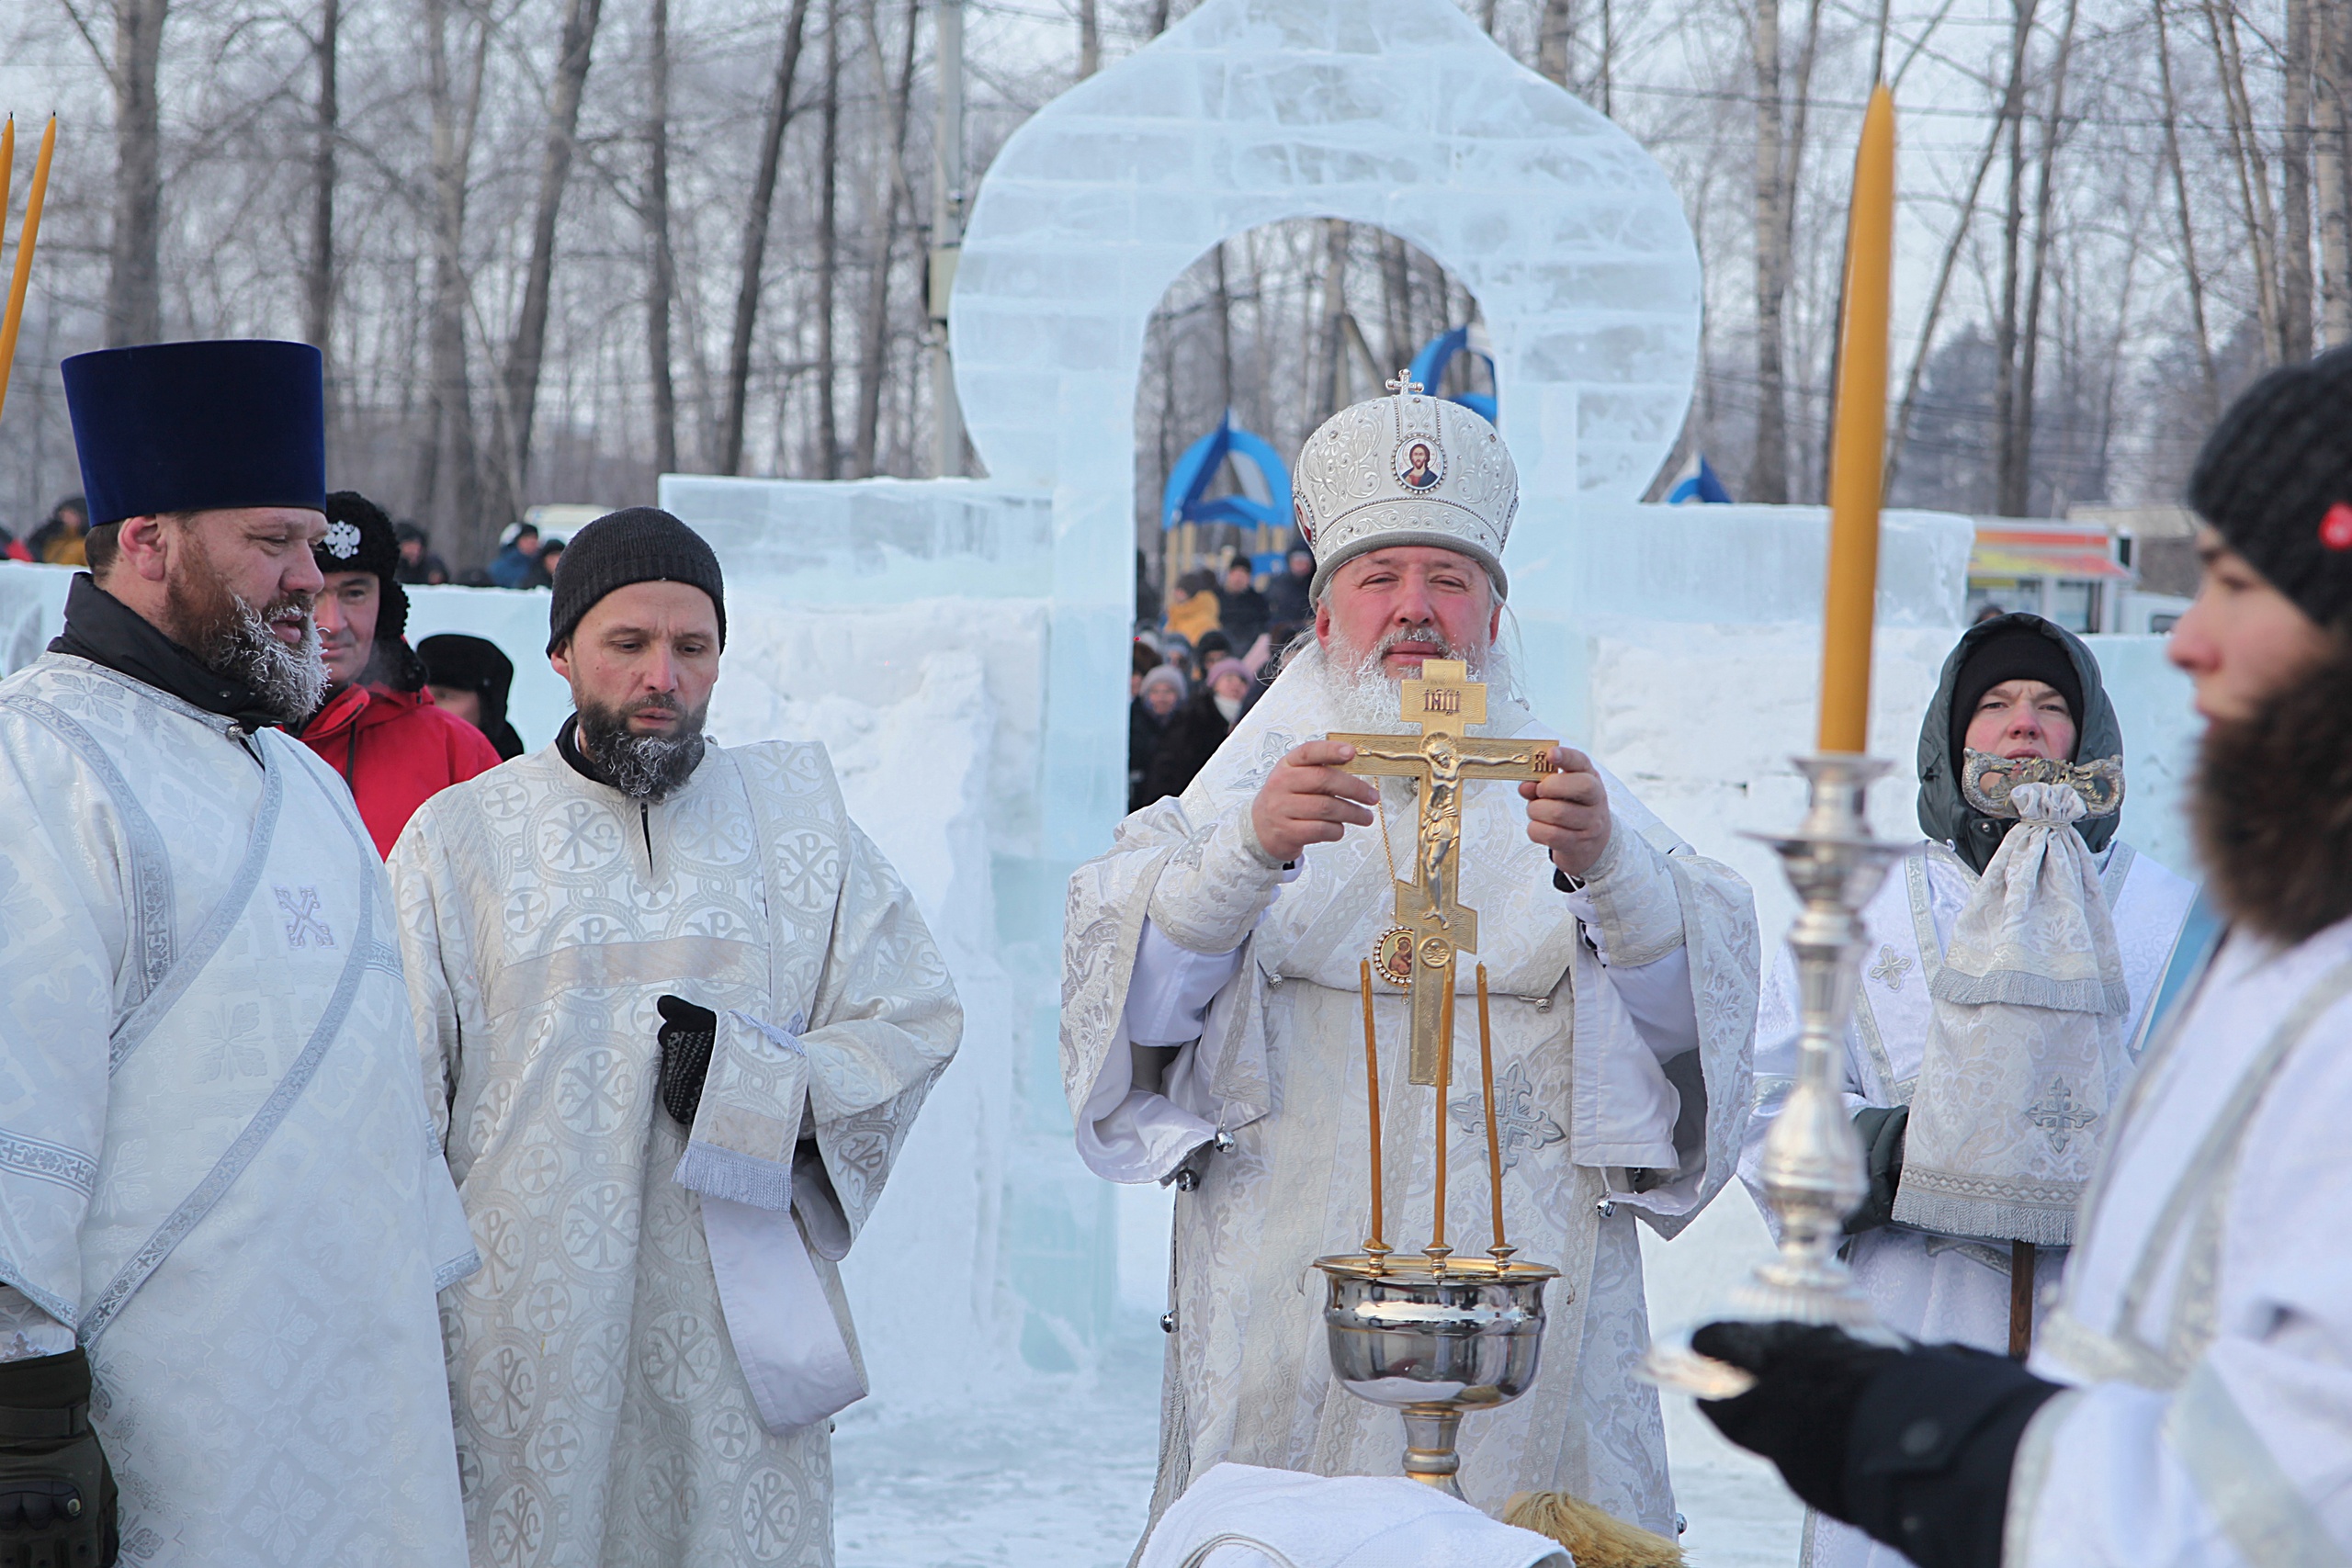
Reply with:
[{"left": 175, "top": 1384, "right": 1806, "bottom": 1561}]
[
  {"left": 1691, "top": 1321, "right": 1902, "bottom": 1518},
  {"left": 0, "top": 1347, "right": 117, "bottom": 1567},
  {"left": 1695, "top": 1321, "right": 2061, "bottom": 1568},
  {"left": 654, "top": 996, "right": 718, "bottom": 1127},
  {"left": 1844, "top": 1104, "right": 1910, "bottom": 1235}
]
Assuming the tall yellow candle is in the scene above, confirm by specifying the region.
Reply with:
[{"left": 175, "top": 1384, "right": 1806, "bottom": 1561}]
[
  {"left": 1429, "top": 969, "right": 1454, "bottom": 1262},
  {"left": 1476, "top": 964, "right": 1509, "bottom": 1262},
  {"left": 0, "top": 117, "right": 57, "bottom": 428},
  {"left": 1817, "top": 85, "right": 1897, "bottom": 754},
  {"left": 0, "top": 120, "right": 16, "bottom": 276},
  {"left": 1358, "top": 960, "right": 1387, "bottom": 1261}
]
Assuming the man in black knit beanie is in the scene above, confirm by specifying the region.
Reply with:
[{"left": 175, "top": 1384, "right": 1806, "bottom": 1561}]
[{"left": 387, "top": 502, "right": 961, "bottom": 1567}]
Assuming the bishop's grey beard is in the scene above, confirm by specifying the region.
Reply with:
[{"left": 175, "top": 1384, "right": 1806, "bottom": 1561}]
[
  {"left": 165, "top": 551, "right": 327, "bottom": 726},
  {"left": 1306, "top": 622, "right": 1519, "bottom": 732},
  {"left": 577, "top": 696, "right": 710, "bottom": 801}
]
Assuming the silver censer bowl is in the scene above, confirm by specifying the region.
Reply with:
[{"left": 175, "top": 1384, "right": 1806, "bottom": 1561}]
[{"left": 1315, "top": 1255, "right": 1560, "bottom": 1498}]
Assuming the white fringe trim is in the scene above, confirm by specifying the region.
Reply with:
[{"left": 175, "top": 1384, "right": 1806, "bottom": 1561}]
[{"left": 674, "top": 1143, "right": 794, "bottom": 1213}]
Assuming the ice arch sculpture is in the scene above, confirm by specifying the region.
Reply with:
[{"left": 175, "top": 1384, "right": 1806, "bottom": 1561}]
[{"left": 950, "top": 0, "right": 1704, "bottom": 863}]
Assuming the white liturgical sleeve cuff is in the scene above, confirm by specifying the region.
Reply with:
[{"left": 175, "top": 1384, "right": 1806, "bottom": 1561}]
[{"left": 1077, "top": 921, "right": 1243, "bottom": 1182}]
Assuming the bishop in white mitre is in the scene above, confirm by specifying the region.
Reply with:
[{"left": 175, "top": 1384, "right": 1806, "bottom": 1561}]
[
  {"left": 389, "top": 509, "right": 961, "bottom": 1568},
  {"left": 1064, "top": 381, "right": 1761, "bottom": 1537},
  {"left": 1695, "top": 344, "right": 2352, "bottom": 1568},
  {"left": 1742, "top": 612, "right": 2194, "bottom": 1568},
  {"left": 0, "top": 340, "right": 474, "bottom": 1565}
]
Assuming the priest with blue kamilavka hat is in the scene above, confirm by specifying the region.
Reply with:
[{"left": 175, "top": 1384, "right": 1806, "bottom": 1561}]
[{"left": 0, "top": 339, "right": 476, "bottom": 1566}]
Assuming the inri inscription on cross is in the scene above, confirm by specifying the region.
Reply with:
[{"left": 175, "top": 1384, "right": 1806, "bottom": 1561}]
[{"left": 1329, "top": 659, "right": 1554, "bottom": 1084}]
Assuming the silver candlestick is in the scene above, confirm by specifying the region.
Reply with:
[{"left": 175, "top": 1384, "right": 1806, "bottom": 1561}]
[{"left": 1645, "top": 753, "right": 1905, "bottom": 1397}]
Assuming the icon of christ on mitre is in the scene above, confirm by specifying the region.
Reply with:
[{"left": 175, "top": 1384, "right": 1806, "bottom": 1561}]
[{"left": 1061, "top": 376, "right": 1762, "bottom": 1541}]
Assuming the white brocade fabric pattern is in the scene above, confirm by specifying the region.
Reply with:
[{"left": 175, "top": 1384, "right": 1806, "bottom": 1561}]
[
  {"left": 2007, "top": 920, "right": 2352, "bottom": 1567},
  {"left": 0, "top": 655, "right": 475, "bottom": 1566},
  {"left": 1742, "top": 837, "right": 2194, "bottom": 1568},
  {"left": 390, "top": 739, "right": 960, "bottom": 1568},
  {"left": 1894, "top": 785, "right": 2132, "bottom": 1247},
  {"left": 1061, "top": 646, "right": 1759, "bottom": 1538}
]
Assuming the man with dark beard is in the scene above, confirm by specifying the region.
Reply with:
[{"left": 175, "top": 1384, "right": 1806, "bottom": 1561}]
[
  {"left": 1691, "top": 345, "right": 2352, "bottom": 1568},
  {"left": 0, "top": 339, "right": 475, "bottom": 1565},
  {"left": 387, "top": 507, "right": 962, "bottom": 1568}
]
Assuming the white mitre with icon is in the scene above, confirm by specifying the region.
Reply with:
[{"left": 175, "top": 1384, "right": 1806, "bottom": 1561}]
[{"left": 1293, "top": 372, "right": 1521, "bottom": 602}]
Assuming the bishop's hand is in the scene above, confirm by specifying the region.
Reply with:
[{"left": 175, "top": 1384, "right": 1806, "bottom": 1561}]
[
  {"left": 1250, "top": 740, "right": 1378, "bottom": 865},
  {"left": 1521, "top": 747, "right": 1612, "bottom": 880}
]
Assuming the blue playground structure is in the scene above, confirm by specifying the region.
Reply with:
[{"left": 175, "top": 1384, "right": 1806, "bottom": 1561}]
[
  {"left": 1407, "top": 325, "right": 1497, "bottom": 423},
  {"left": 1161, "top": 412, "right": 1295, "bottom": 581}
]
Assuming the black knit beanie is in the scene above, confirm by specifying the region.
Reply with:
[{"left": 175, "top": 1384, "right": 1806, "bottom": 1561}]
[
  {"left": 2188, "top": 344, "right": 2352, "bottom": 629},
  {"left": 1950, "top": 616, "right": 2085, "bottom": 764},
  {"left": 546, "top": 506, "right": 726, "bottom": 654}
]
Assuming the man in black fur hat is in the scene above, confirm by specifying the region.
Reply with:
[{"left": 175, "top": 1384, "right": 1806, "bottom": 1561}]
[
  {"left": 1694, "top": 345, "right": 2352, "bottom": 1568},
  {"left": 294, "top": 490, "right": 501, "bottom": 855}
]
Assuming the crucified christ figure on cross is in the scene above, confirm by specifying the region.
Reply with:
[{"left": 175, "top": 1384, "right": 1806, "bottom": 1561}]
[{"left": 1329, "top": 660, "right": 1554, "bottom": 1082}]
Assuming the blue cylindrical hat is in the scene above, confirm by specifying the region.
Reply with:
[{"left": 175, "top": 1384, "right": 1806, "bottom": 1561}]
[{"left": 62, "top": 340, "right": 326, "bottom": 526}]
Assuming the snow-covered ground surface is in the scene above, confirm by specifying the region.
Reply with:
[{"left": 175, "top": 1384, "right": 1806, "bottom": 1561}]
[{"left": 833, "top": 1185, "right": 1807, "bottom": 1568}]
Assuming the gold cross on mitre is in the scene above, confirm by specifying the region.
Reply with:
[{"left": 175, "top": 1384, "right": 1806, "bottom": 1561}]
[{"left": 1329, "top": 660, "right": 1555, "bottom": 1083}]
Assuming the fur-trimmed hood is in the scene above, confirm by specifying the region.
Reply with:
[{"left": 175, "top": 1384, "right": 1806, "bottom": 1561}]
[{"left": 1917, "top": 613, "right": 2123, "bottom": 873}]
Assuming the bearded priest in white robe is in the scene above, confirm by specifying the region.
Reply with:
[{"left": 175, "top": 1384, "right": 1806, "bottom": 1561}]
[
  {"left": 1693, "top": 343, "right": 2352, "bottom": 1568},
  {"left": 1063, "top": 381, "right": 1761, "bottom": 1538},
  {"left": 0, "top": 339, "right": 474, "bottom": 1566},
  {"left": 1741, "top": 612, "right": 2195, "bottom": 1568},
  {"left": 389, "top": 508, "right": 962, "bottom": 1568}
]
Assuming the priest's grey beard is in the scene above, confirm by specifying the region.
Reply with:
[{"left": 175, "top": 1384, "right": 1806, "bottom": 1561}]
[
  {"left": 1306, "top": 620, "right": 1520, "bottom": 732},
  {"left": 577, "top": 697, "right": 710, "bottom": 801},
  {"left": 164, "top": 547, "right": 327, "bottom": 725}
]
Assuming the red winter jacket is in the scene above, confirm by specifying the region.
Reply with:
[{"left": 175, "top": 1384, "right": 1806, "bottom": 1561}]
[{"left": 299, "top": 682, "right": 503, "bottom": 856}]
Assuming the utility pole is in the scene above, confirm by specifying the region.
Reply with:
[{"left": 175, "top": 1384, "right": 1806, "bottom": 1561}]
[{"left": 928, "top": 0, "right": 966, "bottom": 477}]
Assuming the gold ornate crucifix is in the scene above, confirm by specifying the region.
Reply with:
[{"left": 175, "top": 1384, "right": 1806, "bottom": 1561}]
[{"left": 1329, "top": 659, "right": 1555, "bottom": 1084}]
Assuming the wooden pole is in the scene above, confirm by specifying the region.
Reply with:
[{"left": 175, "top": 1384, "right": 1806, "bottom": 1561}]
[
  {"left": 2009, "top": 1240, "right": 2036, "bottom": 1359},
  {"left": 1358, "top": 960, "right": 1387, "bottom": 1262},
  {"left": 1476, "top": 964, "right": 1510, "bottom": 1263},
  {"left": 1816, "top": 86, "right": 1896, "bottom": 754},
  {"left": 0, "top": 118, "right": 55, "bottom": 427}
]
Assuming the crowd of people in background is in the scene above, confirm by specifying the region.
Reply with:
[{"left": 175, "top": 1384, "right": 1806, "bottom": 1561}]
[
  {"left": 3, "top": 494, "right": 569, "bottom": 592},
  {"left": 1127, "top": 539, "right": 1318, "bottom": 810}
]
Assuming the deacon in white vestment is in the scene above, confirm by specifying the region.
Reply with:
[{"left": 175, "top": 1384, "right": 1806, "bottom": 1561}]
[
  {"left": 1064, "top": 381, "right": 1760, "bottom": 1537},
  {"left": 390, "top": 509, "right": 961, "bottom": 1568},
  {"left": 1694, "top": 344, "right": 2352, "bottom": 1568},
  {"left": 0, "top": 339, "right": 474, "bottom": 1566},
  {"left": 1742, "top": 613, "right": 2193, "bottom": 1568}
]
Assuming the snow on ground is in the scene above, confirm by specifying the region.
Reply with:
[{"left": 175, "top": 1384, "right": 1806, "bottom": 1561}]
[{"left": 833, "top": 1183, "right": 1807, "bottom": 1568}]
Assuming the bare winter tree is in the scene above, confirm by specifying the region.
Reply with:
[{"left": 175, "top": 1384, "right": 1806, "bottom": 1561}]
[{"left": 488, "top": 0, "right": 605, "bottom": 526}]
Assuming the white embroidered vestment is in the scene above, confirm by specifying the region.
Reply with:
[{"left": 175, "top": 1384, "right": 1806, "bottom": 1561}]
[{"left": 390, "top": 738, "right": 960, "bottom": 1568}]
